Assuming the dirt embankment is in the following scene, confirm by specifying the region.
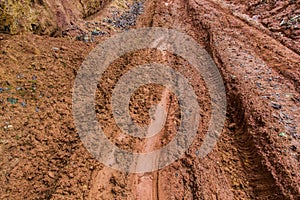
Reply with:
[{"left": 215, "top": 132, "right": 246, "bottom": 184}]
[
  {"left": 222, "top": 0, "right": 300, "bottom": 54},
  {"left": 0, "top": 0, "right": 299, "bottom": 199},
  {"left": 0, "top": 0, "right": 112, "bottom": 35}
]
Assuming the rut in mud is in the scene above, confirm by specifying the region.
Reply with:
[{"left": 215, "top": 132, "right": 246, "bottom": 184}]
[
  {"left": 78, "top": 0, "right": 300, "bottom": 198},
  {"left": 0, "top": 0, "right": 299, "bottom": 199}
]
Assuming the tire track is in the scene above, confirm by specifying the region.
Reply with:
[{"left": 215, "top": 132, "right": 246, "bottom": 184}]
[
  {"left": 85, "top": 0, "right": 300, "bottom": 199},
  {"left": 134, "top": 90, "right": 170, "bottom": 200}
]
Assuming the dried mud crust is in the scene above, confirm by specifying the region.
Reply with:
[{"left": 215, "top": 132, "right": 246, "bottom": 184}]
[{"left": 0, "top": 0, "right": 300, "bottom": 200}]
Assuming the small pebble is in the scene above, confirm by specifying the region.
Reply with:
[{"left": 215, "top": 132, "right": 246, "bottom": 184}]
[
  {"left": 91, "top": 30, "right": 100, "bottom": 36},
  {"left": 60, "top": 46, "right": 67, "bottom": 51},
  {"left": 4, "top": 125, "right": 13, "bottom": 130},
  {"left": 285, "top": 94, "right": 292, "bottom": 98},
  {"left": 103, "top": 18, "right": 112, "bottom": 23},
  {"left": 279, "top": 132, "right": 287, "bottom": 137},
  {"left": 7, "top": 97, "right": 18, "bottom": 104},
  {"left": 290, "top": 145, "right": 297, "bottom": 151},
  {"left": 271, "top": 102, "right": 282, "bottom": 109},
  {"left": 252, "top": 15, "right": 260, "bottom": 21},
  {"left": 48, "top": 171, "right": 55, "bottom": 178},
  {"left": 0, "top": 88, "right": 3, "bottom": 93},
  {"left": 20, "top": 102, "right": 26, "bottom": 107},
  {"left": 83, "top": 35, "right": 89, "bottom": 43},
  {"left": 76, "top": 35, "right": 83, "bottom": 41},
  {"left": 52, "top": 47, "right": 60, "bottom": 51},
  {"left": 256, "top": 82, "right": 262, "bottom": 89},
  {"left": 280, "top": 19, "right": 286, "bottom": 26}
]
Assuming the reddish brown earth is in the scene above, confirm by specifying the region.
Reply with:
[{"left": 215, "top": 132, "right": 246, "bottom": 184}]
[{"left": 0, "top": 0, "right": 300, "bottom": 199}]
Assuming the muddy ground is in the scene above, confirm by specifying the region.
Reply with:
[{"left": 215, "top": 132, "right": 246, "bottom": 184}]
[{"left": 0, "top": 0, "right": 300, "bottom": 199}]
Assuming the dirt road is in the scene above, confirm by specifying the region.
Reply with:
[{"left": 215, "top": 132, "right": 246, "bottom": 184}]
[{"left": 0, "top": 0, "right": 299, "bottom": 199}]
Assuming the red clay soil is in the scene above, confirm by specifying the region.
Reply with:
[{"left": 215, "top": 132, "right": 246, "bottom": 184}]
[{"left": 0, "top": 0, "right": 300, "bottom": 199}]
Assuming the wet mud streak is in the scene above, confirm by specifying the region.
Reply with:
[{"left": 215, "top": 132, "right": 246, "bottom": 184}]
[{"left": 135, "top": 89, "right": 170, "bottom": 200}]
